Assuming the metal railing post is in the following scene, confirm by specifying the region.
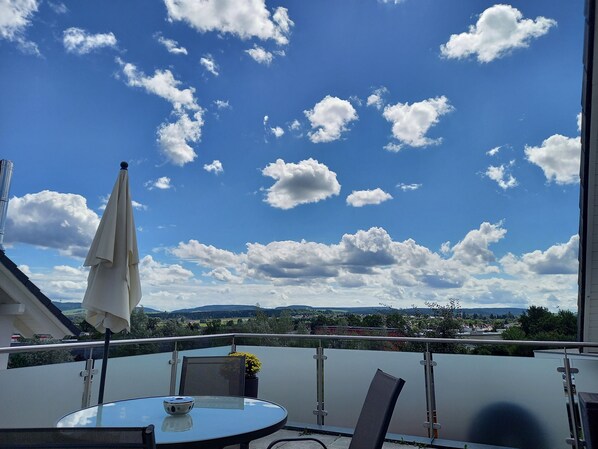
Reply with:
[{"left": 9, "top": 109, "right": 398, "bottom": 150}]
[
  {"left": 421, "top": 343, "right": 440, "bottom": 438},
  {"left": 231, "top": 337, "right": 237, "bottom": 354},
  {"left": 80, "top": 348, "right": 96, "bottom": 408},
  {"left": 168, "top": 342, "right": 179, "bottom": 396},
  {"left": 313, "top": 342, "right": 328, "bottom": 425},
  {"left": 559, "top": 348, "right": 583, "bottom": 448}
]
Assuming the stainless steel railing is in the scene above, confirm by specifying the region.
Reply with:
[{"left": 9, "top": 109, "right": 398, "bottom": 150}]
[{"left": 2, "top": 333, "right": 598, "bottom": 448}]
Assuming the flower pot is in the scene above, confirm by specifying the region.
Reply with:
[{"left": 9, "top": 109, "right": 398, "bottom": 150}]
[{"left": 244, "top": 375, "right": 259, "bottom": 398}]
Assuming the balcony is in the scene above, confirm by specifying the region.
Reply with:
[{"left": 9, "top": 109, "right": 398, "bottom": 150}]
[{"left": 1, "top": 333, "right": 597, "bottom": 449}]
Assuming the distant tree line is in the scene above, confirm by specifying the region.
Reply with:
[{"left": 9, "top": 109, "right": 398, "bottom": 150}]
[{"left": 7, "top": 302, "right": 578, "bottom": 367}]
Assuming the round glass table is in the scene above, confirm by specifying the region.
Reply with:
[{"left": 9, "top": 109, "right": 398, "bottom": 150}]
[{"left": 57, "top": 396, "right": 288, "bottom": 448}]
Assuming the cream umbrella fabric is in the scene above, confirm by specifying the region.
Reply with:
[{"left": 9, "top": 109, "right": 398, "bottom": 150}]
[{"left": 82, "top": 162, "right": 141, "bottom": 333}]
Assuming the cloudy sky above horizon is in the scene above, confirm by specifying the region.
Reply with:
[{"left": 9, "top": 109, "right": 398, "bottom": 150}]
[{"left": 0, "top": 0, "right": 584, "bottom": 312}]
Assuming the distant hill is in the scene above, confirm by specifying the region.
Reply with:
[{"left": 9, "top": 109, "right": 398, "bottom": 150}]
[
  {"left": 53, "top": 301, "right": 525, "bottom": 318},
  {"left": 52, "top": 302, "right": 162, "bottom": 314}
]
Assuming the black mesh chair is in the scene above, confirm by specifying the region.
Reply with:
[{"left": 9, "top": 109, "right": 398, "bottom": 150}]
[
  {"left": 179, "top": 355, "right": 246, "bottom": 397},
  {"left": 0, "top": 425, "right": 156, "bottom": 449},
  {"left": 267, "top": 369, "right": 405, "bottom": 449}
]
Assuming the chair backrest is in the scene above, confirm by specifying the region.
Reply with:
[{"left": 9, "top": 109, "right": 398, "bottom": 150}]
[
  {"left": 0, "top": 425, "right": 156, "bottom": 449},
  {"left": 348, "top": 369, "right": 405, "bottom": 449},
  {"left": 179, "top": 355, "right": 246, "bottom": 396}
]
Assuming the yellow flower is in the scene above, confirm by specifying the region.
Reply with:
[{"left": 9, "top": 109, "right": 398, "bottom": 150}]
[{"left": 229, "top": 351, "right": 261, "bottom": 377}]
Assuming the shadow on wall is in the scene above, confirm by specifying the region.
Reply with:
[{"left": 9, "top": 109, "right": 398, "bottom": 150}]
[{"left": 468, "top": 402, "right": 548, "bottom": 449}]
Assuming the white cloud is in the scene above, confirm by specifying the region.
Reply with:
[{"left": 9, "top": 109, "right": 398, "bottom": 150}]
[
  {"left": 524, "top": 134, "right": 581, "bottom": 185},
  {"left": 214, "top": 100, "right": 230, "bottom": 109},
  {"left": 450, "top": 222, "right": 506, "bottom": 271},
  {"left": 117, "top": 58, "right": 199, "bottom": 112},
  {"left": 440, "top": 4, "right": 556, "bottom": 63},
  {"left": 383, "top": 96, "right": 453, "bottom": 150},
  {"left": 155, "top": 33, "right": 187, "bottom": 55},
  {"left": 485, "top": 161, "right": 517, "bottom": 190},
  {"left": 289, "top": 119, "right": 301, "bottom": 131},
  {"left": 157, "top": 111, "right": 203, "bottom": 166},
  {"left": 200, "top": 54, "right": 219, "bottom": 75},
  {"left": 204, "top": 160, "right": 223, "bottom": 175},
  {"left": 63, "top": 27, "right": 117, "bottom": 55},
  {"left": 346, "top": 188, "right": 393, "bottom": 207},
  {"left": 578, "top": 112, "right": 582, "bottom": 133},
  {"left": 366, "top": 87, "right": 388, "bottom": 110},
  {"left": 140, "top": 255, "right": 194, "bottom": 285},
  {"left": 501, "top": 235, "right": 579, "bottom": 276},
  {"left": 171, "top": 240, "right": 245, "bottom": 268},
  {"left": 5, "top": 190, "right": 100, "bottom": 258},
  {"left": 164, "top": 0, "right": 293, "bottom": 45},
  {"left": 145, "top": 176, "right": 172, "bottom": 190},
  {"left": 487, "top": 146, "right": 502, "bottom": 156},
  {"left": 245, "top": 45, "right": 273, "bottom": 65},
  {"left": 49, "top": 2, "right": 67, "bottom": 14},
  {"left": 262, "top": 158, "right": 341, "bottom": 209},
  {"left": 271, "top": 126, "right": 284, "bottom": 138},
  {"left": 305, "top": 96, "right": 358, "bottom": 143},
  {"left": 397, "top": 183, "right": 421, "bottom": 191},
  {"left": 0, "top": 0, "right": 39, "bottom": 54}
]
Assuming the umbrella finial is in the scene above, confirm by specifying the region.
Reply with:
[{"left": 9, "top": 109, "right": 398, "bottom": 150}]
[{"left": 120, "top": 161, "right": 128, "bottom": 170}]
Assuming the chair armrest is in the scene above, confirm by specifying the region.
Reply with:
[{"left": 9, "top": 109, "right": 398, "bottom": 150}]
[{"left": 266, "top": 437, "right": 328, "bottom": 449}]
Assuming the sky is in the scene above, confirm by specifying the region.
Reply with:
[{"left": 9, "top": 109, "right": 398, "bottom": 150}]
[{"left": 0, "top": 0, "right": 585, "bottom": 312}]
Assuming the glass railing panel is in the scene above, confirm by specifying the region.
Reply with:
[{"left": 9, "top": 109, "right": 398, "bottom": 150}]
[
  {"left": 568, "top": 353, "right": 598, "bottom": 395},
  {"left": 324, "top": 348, "right": 428, "bottom": 436},
  {"left": 237, "top": 345, "right": 317, "bottom": 424},
  {"left": 0, "top": 360, "right": 87, "bottom": 427},
  {"left": 433, "top": 352, "right": 569, "bottom": 449}
]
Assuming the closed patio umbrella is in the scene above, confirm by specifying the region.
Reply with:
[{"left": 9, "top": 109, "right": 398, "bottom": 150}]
[{"left": 82, "top": 161, "right": 141, "bottom": 404}]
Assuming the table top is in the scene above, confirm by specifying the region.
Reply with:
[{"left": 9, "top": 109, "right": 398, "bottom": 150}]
[{"left": 57, "top": 396, "right": 288, "bottom": 448}]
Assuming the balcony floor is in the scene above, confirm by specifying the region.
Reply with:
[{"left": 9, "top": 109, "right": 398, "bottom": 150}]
[{"left": 249, "top": 429, "right": 418, "bottom": 448}]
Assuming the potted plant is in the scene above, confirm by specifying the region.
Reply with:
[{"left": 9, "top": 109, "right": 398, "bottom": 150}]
[{"left": 229, "top": 351, "right": 261, "bottom": 398}]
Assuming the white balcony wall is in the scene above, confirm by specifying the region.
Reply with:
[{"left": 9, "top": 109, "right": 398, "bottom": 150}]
[{"left": 0, "top": 360, "right": 87, "bottom": 427}]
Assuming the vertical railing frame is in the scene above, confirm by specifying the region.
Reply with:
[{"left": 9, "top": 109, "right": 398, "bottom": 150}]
[
  {"left": 559, "top": 348, "right": 583, "bottom": 448},
  {"left": 80, "top": 348, "right": 95, "bottom": 408},
  {"left": 313, "top": 341, "right": 328, "bottom": 425},
  {"left": 421, "top": 343, "right": 440, "bottom": 438},
  {"left": 168, "top": 342, "right": 179, "bottom": 396}
]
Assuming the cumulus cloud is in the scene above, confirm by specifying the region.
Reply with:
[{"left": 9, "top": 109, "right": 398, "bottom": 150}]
[
  {"left": 200, "top": 54, "right": 219, "bottom": 75},
  {"left": 346, "top": 188, "right": 393, "bottom": 207},
  {"left": 214, "top": 100, "right": 230, "bottom": 110},
  {"left": 383, "top": 96, "right": 453, "bottom": 150},
  {"left": 397, "top": 183, "right": 421, "bottom": 191},
  {"left": 117, "top": 58, "right": 199, "bottom": 112},
  {"left": 0, "top": 0, "right": 40, "bottom": 54},
  {"left": 245, "top": 45, "right": 273, "bottom": 65},
  {"left": 501, "top": 235, "right": 579, "bottom": 276},
  {"left": 450, "top": 222, "right": 506, "bottom": 270},
  {"left": 524, "top": 134, "right": 581, "bottom": 185},
  {"left": 271, "top": 126, "right": 284, "bottom": 138},
  {"left": 305, "top": 96, "right": 358, "bottom": 143},
  {"left": 366, "top": 87, "right": 388, "bottom": 110},
  {"left": 155, "top": 33, "right": 187, "bottom": 55},
  {"left": 164, "top": 0, "right": 294, "bottom": 45},
  {"left": 440, "top": 4, "right": 556, "bottom": 63},
  {"left": 5, "top": 190, "right": 100, "bottom": 258},
  {"left": 157, "top": 111, "right": 203, "bottom": 166},
  {"left": 145, "top": 176, "right": 172, "bottom": 190},
  {"left": 485, "top": 161, "right": 517, "bottom": 190},
  {"left": 262, "top": 158, "right": 341, "bottom": 209},
  {"left": 487, "top": 146, "right": 502, "bottom": 156},
  {"left": 578, "top": 112, "right": 582, "bottom": 133},
  {"left": 63, "top": 27, "right": 117, "bottom": 55},
  {"left": 204, "top": 160, "right": 223, "bottom": 175},
  {"left": 171, "top": 240, "right": 245, "bottom": 268},
  {"left": 140, "top": 255, "right": 194, "bottom": 285}
]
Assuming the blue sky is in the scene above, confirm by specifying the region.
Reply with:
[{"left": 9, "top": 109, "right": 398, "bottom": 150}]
[{"left": 0, "top": 0, "right": 584, "bottom": 312}]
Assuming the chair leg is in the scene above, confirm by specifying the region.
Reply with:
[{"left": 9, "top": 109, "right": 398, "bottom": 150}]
[{"left": 266, "top": 437, "right": 328, "bottom": 449}]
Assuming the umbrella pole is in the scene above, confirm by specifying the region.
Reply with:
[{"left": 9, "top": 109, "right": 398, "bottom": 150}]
[{"left": 98, "top": 328, "right": 111, "bottom": 405}]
